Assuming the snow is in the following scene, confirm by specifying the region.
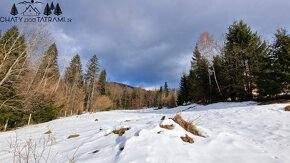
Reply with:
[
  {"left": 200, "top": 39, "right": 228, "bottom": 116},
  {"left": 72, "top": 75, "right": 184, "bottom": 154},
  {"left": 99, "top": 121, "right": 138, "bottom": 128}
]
[{"left": 0, "top": 102, "right": 290, "bottom": 163}]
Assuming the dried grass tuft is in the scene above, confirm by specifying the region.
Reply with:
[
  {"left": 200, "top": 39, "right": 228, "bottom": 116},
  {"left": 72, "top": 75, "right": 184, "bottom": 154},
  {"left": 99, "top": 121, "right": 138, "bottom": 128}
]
[
  {"left": 172, "top": 114, "right": 204, "bottom": 137},
  {"left": 67, "top": 134, "right": 80, "bottom": 139},
  {"left": 112, "top": 127, "right": 130, "bottom": 136},
  {"left": 160, "top": 124, "right": 174, "bottom": 130},
  {"left": 181, "top": 134, "right": 194, "bottom": 144}
]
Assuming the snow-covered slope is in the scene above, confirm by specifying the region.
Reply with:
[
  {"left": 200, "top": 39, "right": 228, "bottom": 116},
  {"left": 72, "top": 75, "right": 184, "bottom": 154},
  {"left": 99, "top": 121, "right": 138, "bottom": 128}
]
[{"left": 0, "top": 102, "right": 289, "bottom": 163}]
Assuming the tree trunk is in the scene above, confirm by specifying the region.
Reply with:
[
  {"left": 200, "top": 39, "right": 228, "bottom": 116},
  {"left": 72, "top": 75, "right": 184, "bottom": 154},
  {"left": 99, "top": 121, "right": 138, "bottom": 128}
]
[{"left": 212, "top": 66, "right": 222, "bottom": 97}]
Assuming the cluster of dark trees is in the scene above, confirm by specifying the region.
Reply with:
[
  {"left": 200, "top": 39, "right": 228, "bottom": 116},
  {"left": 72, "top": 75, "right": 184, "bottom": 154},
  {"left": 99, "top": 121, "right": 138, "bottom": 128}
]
[
  {"left": 178, "top": 21, "right": 290, "bottom": 105},
  {"left": 44, "top": 2, "right": 62, "bottom": 16},
  {"left": 107, "top": 82, "right": 176, "bottom": 110},
  {"left": 11, "top": 2, "right": 62, "bottom": 16},
  {"left": 0, "top": 26, "right": 176, "bottom": 131}
]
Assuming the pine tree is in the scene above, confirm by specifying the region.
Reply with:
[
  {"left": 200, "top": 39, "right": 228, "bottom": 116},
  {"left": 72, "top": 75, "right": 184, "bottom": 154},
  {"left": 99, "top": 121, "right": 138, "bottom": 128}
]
[
  {"left": 34, "top": 43, "right": 60, "bottom": 85},
  {"left": 164, "top": 82, "right": 169, "bottom": 97},
  {"left": 0, "top": 26, "right": 27, "bottom": 85},
  {"left": 224, "top": 20, "right": 267, "bottom": 100},
  {"left": 196, "top": 57, "right": 211, "bottom": 103},
  {"left": 271, "top": 29, "right": 290, "bottom": 89},
  {"left": 64, "top": 54, "right": 84, "bottom": 114},
  {"left": 177, "top": 74, "right": 189, "bottom": 105},
  {"left": 43, "top": 3, "right": 52, "bottom": 16},
  {"left": 257, "top": 29, "right": 290, "bottom": 96},
  {"left": 188, "top": 45, "right": 211, "bottom": 103},
  {"left": 211, "top": 55, "right": 226, "bottom": 101},
  {"left": 54, "top": 3, "right": 62, "bottom": 16},
  {"left": 10, "top": 4, "right": 18, "bottom": 16},
  {"left": 64, "top": 54, "right": 83, "bottom": 86},
  {"left": 98, "top": 70, "right": 107, "bottom": 95},
  {"left": 157, "top": 86, "right": 163, "bottom": 108},
  {"left": 0, "top": 26, "right": 27, "bottom": 129},
  {"left": 188, "top": 46, "right": 201, "bottom": 102},
  {"left": 84, "top": 55, "right": 99, "bottom": 112},
  {"left": 50, "top": 2, "right": 55, "bottom": 11}
]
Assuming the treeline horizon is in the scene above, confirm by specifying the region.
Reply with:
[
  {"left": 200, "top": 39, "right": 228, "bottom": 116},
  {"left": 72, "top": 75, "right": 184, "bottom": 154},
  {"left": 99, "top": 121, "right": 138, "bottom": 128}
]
[
  {"left": 0, "top": 26, "right": 176, "bottom": 131},
  {"left": 178, "top": 20, "right": 289, "bottom": 105},
  {"left": 1, "top": 20, "right": 289, "bottom": 131}
]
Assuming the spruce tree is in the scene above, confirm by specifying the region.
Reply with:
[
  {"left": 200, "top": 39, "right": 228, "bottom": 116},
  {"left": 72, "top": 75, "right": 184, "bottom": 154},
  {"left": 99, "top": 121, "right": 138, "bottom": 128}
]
[
  {"left": 224, "top": 20, "right": 267, "bottom": 100},
  {"left": 54, "top": 3, "right": 62, "bottom": 16},
  {"left": 10, "top": 4, "right": 18, "bottom": 16},
  {"left": 0, "top": 26, "right": 27, "bottom": 129},
  {"left": 164, "top": 82, "right": 169, "bottom": 97},
  {"left": 188, "top": 45, "right": 202, "bottom": 102},
  {"left": 98, "top": 70, "right": 107, "bottom": 95},
  {"left": 50, "top": 2, "right": 55, "bottom": 11},
  {"left": 188, "top": 45, "right": 210, "bottom": 103},
  {"left": 35, "top": 43, "right": 60, "bottom": 85},
  {"left": 177, "top": 74, "right": 189, "bottom": 105},
  {"left": 64, "top": 54, "right": 83, "bottom": 86},
  {"left": 196, "top": 57, "right": 211, "bottom": 103},
  {"left": 271, "top": 29, "right": 290, "bottom": 90},
  {"left": 43, "top": 3, "right": 52, "bottom": 16},
  {"left": 211, "top": 55, "right": 226, "bottom": 101},
  {"left": 158, "top": 86, "right": 163, "bottom": 108},
  {"left": 257, "top": 29, "right": 290, "bottom": 96},
  {"left": 64, "top": 54, "right": 84, "bottom": 114},
  {"left": 0, "top": 26, "right": 27, "bottom": 86},
  {"left": 84, "top": 55, "right": 99, "bottom": 112}
]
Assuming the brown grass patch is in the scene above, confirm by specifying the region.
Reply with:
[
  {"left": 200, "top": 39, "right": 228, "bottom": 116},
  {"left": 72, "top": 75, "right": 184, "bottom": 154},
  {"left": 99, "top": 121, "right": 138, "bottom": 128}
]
[
  {"left": 172, "top": 114, "right": 204, "bottom": 137},
  {"left": 112, "top": 128, "right": 130, "bottom": 136},
  {"left": 67, "top": 134, "right": 80, "bottom": 139},
  {"left": 160, "top": 124, "right": 174, "bottom": 130},
  {"left": 181, "top": 134, "right": 194, "bottom": 144},
  {"left": 285, "top": 105, "right": 290, "bottom": 111}
]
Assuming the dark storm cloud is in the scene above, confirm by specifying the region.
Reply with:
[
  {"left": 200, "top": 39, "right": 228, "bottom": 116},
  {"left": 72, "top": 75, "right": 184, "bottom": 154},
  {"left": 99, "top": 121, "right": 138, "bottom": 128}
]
[{"left": 1, "top": 0, "right": 290, "bottom": 88}]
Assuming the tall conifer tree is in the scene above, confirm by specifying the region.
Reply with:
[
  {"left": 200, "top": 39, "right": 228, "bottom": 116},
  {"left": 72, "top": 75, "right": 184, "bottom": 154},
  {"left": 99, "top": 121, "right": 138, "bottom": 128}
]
[
  {"left": 224, "top": 20, "right": 267, "bottom": 100},
  {"left": 98, "top": 70, "right": 107, "bottom": 95},
  {"left": 64, "top": 54, "right": 83, "bottom": 86},
  {"left": 35, "top": 43, "right": 60, "bottom": 85},
  {"left": 257, "top": 29, "right": 290, "bottom": 96},
  {"left": 0, "top": 26, "right": 27, "bottom": 128},
  {"left": 84, "top": 55, "right": 99, "bottom": 112}
]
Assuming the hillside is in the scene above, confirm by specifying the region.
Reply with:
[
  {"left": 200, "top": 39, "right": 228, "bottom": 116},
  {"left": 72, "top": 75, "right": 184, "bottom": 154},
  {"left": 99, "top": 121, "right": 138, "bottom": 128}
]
[
  {"left": 107, "top": 82, "right": 136, "bottom": 90},
  {"left": 0, "top": 102, "right": 289, "bottom": 163}
]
